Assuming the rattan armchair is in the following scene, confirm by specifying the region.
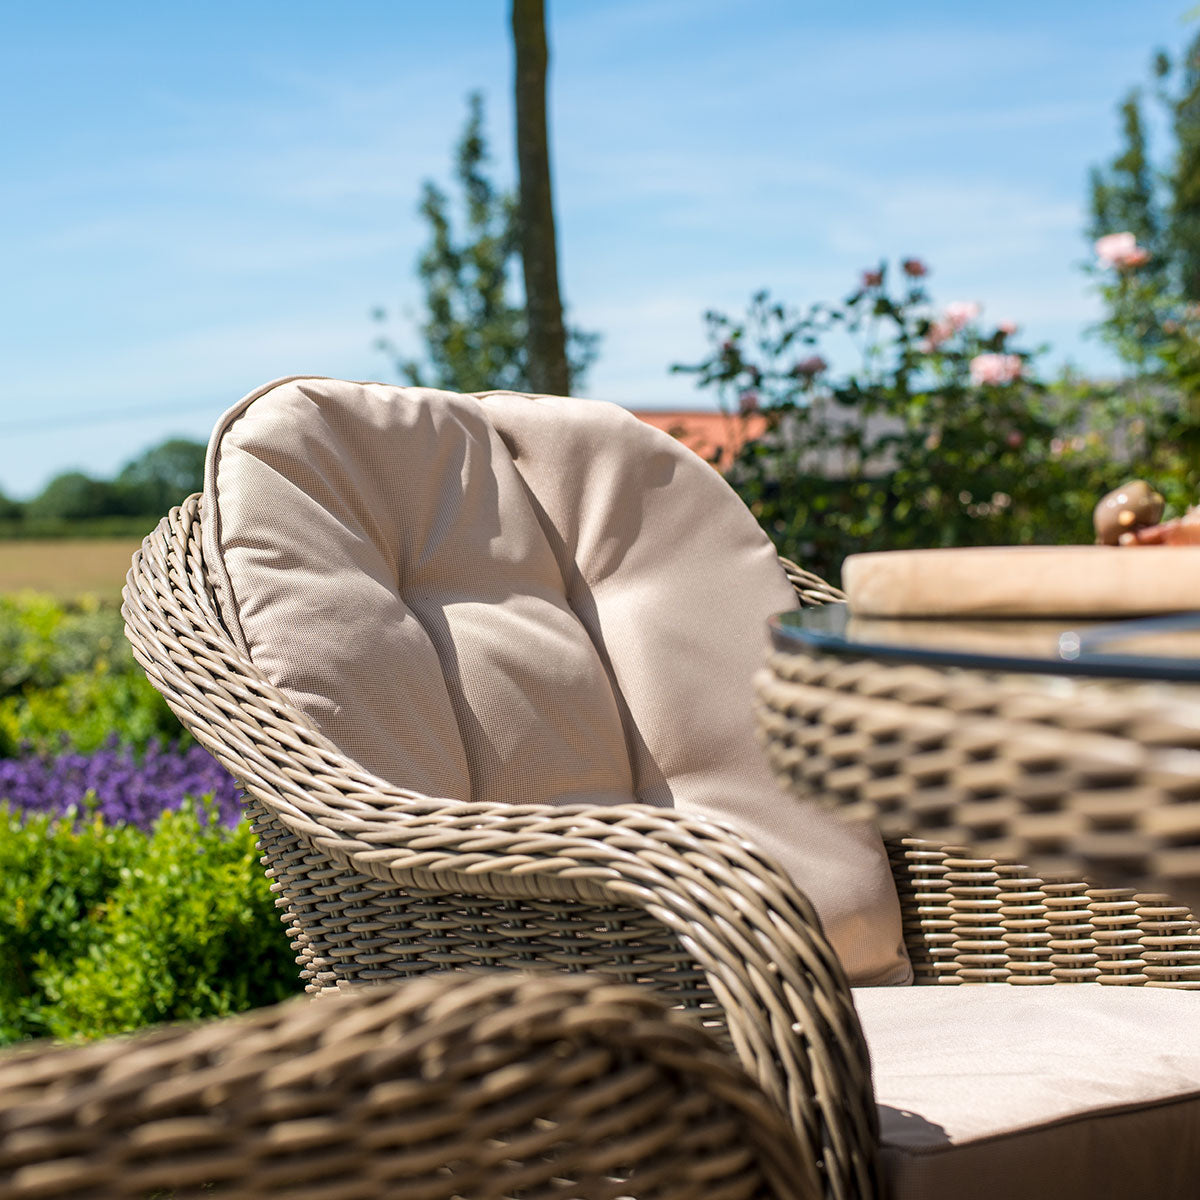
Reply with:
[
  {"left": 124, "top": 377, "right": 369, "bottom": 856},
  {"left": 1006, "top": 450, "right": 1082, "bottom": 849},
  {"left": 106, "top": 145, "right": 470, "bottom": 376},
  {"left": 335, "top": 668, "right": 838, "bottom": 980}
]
[
  {"left": 0, "top": 971, "right": 807, "bottom": 1200},
  {"left": 123, "top": 495, "right": 871, "bottom": 1200}
]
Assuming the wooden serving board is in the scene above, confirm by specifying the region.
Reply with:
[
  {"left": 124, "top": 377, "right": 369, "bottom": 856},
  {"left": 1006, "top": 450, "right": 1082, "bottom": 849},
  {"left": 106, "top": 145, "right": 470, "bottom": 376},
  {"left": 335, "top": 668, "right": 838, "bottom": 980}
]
[{"left": 842, "top": 545, "right": 1200, "bottom": 618}]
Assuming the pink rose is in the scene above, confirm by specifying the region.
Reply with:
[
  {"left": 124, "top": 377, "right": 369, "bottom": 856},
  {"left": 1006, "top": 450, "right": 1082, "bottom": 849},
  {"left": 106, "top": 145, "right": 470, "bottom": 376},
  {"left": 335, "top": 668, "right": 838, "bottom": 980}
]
[
  {"left": 902, "top": 258, "right": 928, "bottom": 278},
  {"left": 969, "top": 353, "right": 1023, "bottom": 386},
  {"left": 861, "top": 269, "right": 883, "bottom": 288},
  {"left": 997, "top": 320, "right": 1018, "bottom": 337},
  {"left": 792, "top": 355, "right": 828, "bottom": 378},
  {"left": 1095, "top": 232, "right": 1151, "bottom": 270},
  {"left": 920, "top": 319, "right": 954, "bottom": 352},
  {"left": 944, "top": 301, "right": 981, "bottom": 332}
]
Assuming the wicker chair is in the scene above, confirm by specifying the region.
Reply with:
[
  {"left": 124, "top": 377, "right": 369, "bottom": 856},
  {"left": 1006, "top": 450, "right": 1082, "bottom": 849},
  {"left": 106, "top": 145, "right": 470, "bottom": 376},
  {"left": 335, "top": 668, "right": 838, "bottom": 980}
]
[
  {"left": 123, "top": 494, "right": 867, "bottom": 1200},
  {"left": 0, "top": 971, "right": 806, "bottom": 1200},
  {"left": 123, "top": 381, "right": 1200, "bottom": 1200}
]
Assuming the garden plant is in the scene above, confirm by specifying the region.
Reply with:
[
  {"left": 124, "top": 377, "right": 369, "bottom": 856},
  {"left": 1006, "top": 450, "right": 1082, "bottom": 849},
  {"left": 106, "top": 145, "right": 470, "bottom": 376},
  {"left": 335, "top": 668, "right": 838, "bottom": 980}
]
[
  {"left": 0, "top": 593, "right": 298, "bottom": 1045},
  {"left": 675, "top": 256, "right": 1193, "bottom": 584}
]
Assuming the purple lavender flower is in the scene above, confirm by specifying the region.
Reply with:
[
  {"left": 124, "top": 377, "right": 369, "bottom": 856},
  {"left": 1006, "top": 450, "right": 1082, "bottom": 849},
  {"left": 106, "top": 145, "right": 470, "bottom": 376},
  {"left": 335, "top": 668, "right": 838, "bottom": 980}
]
[{"left": 0, "top": 739, "right": 241, "bottom": 831}]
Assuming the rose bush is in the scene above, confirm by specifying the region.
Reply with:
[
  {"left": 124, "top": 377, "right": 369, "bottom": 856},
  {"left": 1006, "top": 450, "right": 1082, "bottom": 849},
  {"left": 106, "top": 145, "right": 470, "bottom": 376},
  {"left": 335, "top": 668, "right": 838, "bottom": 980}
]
[{"left": 675, "top": 261, "right": 1137, "bottom": 583}]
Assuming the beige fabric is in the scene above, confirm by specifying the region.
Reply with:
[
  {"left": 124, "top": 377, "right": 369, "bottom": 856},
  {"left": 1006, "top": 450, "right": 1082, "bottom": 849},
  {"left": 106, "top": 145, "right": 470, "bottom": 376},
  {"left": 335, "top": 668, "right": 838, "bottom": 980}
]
[
  {"left": 843, "top": 544, "right": 1200, "bottom": 618},
  {"left": 203, "top": 376, "right": 910, "bottom": 985},
  {"left": 855, "top": 983, "right": 1200, "bottom": 1200}
]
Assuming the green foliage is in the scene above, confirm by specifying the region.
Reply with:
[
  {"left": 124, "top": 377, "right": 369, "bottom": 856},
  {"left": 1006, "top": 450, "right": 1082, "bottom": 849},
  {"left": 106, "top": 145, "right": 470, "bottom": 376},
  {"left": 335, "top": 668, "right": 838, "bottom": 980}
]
[
  {"left": 0, "top": 802, "right": 299, "bottom": 1044},
  {"left": 1089, "top": 34, "right": 1200, "bottom": 343},
  {"left": 5, "top": 436, "right": 205, "bottom": 536},
  {"left": 113, "top": 438, "right": 206, "bottom": 516},
  {"left": 0, "top": 593, "right": 130, "bottom": 696},
  {"left": 0, "top": 593, "right": 293, "bottom": 1045},
  {"left": 1087, "top": 36, "right": 1200, "bottom": 508},
  {"left": 1170, "top": 42, "right": 1200, "bottom": 300},
  {"left": 25, "top": 472, "right": 127, "bottom": 522},
  {"left": 0, "top": 489, "right": 22, "bottom": 521},
  {"left": 374, "top": 92, "right": 599, "bottom": 394},
  {"left": 1089, "top": 91, "right": 1162, "bottom": 269},
  {"left": 676, "top": 267, "right": 1130, "bottom": 583},
  {"left": 0, "top": 671, "right": 182, "bottom": 756},
  {"left": 0, "top": 594, "right": 183, "bottom": 756}
]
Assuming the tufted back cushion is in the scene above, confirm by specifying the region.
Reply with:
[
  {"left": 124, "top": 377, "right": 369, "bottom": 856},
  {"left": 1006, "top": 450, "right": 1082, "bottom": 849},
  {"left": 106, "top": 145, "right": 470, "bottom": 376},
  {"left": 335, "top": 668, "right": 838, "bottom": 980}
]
[{"left": 203, "top": 377, "right": 911, "bottom": 985}]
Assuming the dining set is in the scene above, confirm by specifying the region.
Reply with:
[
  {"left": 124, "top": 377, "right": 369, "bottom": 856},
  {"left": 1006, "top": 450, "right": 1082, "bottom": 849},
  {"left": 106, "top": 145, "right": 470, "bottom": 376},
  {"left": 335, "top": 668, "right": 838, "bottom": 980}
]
[{"left": 4, "top": 377, "right": 1200, "bottom": 1199}]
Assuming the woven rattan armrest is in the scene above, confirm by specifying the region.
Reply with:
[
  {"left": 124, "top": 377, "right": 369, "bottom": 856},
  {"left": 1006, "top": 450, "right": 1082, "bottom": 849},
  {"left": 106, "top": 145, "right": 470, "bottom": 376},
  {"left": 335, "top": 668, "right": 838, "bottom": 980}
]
[
  {"left": 0, "top": 972, "right": 811, "bottom": 1200},
  {"left": 122, "top": 498, "right": 881, "bottom": 1200}
]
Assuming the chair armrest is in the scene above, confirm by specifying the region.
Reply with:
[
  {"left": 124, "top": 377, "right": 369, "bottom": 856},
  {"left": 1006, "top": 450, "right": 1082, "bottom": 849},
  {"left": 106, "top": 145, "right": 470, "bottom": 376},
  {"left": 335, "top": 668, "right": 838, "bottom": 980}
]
[
  {"left": 0, "top": 972, "right": 812, "bottom": 1200},
  {"left": 316, "top": 797, "right": 878, "bottom": 1190}
]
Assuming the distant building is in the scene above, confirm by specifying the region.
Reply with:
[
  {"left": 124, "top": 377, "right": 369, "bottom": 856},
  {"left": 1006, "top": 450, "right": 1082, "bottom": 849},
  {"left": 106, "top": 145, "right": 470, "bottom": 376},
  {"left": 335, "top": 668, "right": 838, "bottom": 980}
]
[{"left": 630, "top": 410, "right": 768, "bottom": 472}]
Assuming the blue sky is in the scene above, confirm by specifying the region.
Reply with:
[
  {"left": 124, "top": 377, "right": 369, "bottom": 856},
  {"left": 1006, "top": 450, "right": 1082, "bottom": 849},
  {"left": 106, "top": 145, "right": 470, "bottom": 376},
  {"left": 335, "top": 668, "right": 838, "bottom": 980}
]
[{"left": 2, "top": 0, "right": 1195, "bottom": 498}]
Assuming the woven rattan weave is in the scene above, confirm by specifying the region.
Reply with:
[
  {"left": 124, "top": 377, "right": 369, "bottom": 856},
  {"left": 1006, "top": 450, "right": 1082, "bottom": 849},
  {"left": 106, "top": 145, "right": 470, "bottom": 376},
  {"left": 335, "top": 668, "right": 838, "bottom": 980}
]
[
  {"left": 0, "top": 971, "right": 809, "bottom": 1200},
  {"left": 122, "top": 497, "right": 871, "bottom": 1200},
  {"left": 757, "top": 640, "right": 1200, "bottom": 987}
]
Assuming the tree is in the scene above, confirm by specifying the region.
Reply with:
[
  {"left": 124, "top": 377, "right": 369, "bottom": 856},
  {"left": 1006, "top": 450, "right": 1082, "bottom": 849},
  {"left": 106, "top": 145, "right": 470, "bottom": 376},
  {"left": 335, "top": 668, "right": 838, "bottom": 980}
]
[
  {"left": 1089, "top": 33, "right": 1200, "bottom": 304},
  {"left": 1088, "top": 34, "right": 1200, "bottom": 506},
  {"left": 1169, "top": 40, "right": 1200, "bottom": 299},
  {"left": 1088, "top": 91, "right": 1164, "bottom": 283},
  {"left": 512, "top": 0, "right": 569, "bottom": 393},
  {"left": 375, "top": 94, "right": 598, "bottom": 394},
  {"left": 113, "top": 438, "right": 207, "bottom": 515},
  {"left": 26, "top": 472, "right": 122, "bottom": 522},
  {"left": 376, "top": 93, "right": 525, "bottom": 393},
  {"left": 0, "top": 489, "right": 22, "bottom": 522}
]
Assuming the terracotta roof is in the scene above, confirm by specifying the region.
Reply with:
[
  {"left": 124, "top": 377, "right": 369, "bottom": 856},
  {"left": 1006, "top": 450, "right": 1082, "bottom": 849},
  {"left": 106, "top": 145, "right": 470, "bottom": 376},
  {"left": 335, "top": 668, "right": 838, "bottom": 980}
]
[{"left": 630, "top": 410, "right": 767, "bottom": 471}]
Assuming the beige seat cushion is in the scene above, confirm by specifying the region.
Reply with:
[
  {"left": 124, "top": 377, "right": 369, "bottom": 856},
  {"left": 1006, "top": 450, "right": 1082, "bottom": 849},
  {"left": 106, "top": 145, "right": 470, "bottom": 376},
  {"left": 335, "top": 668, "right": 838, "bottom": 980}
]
[
  {"left": 202, "top": 376, "right": 910, "bottom": 985},
  {"left": 856, "top": 984, "right": 1200, "bottom": 1200}
]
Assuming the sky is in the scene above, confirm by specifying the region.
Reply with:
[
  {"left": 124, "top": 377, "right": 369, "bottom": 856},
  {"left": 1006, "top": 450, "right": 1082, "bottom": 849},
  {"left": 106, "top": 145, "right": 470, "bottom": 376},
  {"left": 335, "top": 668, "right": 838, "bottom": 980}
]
[{"left": 2, "top": 0, "right": 1196, "bottom": 498}]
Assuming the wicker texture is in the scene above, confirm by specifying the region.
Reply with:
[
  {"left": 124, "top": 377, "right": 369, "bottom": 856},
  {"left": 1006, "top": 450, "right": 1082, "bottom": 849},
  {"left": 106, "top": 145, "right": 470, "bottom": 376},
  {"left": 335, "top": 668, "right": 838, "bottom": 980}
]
[
  {"left": 122, "top": 497, "right": 875, "bottom": 1200},
  {"left": 0, "top": 971, "right": 810, "bottom": 1200},
  {"left": 758, "top": 644, "right": 1200, "bottom": 989}
]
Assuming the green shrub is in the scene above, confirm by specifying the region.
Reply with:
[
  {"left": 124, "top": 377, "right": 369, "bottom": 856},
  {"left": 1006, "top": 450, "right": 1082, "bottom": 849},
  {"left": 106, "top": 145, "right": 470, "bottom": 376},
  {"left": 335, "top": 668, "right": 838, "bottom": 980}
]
[
  {"left": 0, "top": 593, "right": 183, "bottom": 755},
  {"left": 0, "top": 670, "right": 182, "bottom": 756},
  {"left": 0, "top": 801, "right": 300, "bottom": 1044},
  {"left": 0, "top": 593, "right": 131, "bottom": 696}
]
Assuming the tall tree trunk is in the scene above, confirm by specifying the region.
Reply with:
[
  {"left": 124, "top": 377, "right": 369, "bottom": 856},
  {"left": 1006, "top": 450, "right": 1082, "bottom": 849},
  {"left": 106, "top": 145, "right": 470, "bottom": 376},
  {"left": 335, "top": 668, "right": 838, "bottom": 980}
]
[{"left": 512, "top": 0, "right": 569, "bottom": 394}]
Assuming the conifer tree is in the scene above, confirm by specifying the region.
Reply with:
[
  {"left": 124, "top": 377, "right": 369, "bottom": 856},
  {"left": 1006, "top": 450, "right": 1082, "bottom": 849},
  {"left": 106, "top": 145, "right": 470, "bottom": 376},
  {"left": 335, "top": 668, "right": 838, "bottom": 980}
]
[
  {"left": 375, "top": 93, "right": 597, "bottom": 394},
  {"left": 1090, "top": 33, "right": 1200, "bottom": 301}
]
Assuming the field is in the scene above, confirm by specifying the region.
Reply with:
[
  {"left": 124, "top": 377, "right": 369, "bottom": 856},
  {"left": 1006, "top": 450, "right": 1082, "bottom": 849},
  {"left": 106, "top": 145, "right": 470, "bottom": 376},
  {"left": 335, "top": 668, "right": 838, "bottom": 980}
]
[{"left": 0, "top": 539, "right": 143, "bottom": 599}]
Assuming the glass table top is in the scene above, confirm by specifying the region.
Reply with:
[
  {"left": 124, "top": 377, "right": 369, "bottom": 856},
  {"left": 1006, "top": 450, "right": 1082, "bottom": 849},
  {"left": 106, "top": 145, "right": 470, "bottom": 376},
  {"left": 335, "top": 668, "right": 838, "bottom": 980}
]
[{"left": 771, "top": 604, "right": 1200, "bottom": 682}]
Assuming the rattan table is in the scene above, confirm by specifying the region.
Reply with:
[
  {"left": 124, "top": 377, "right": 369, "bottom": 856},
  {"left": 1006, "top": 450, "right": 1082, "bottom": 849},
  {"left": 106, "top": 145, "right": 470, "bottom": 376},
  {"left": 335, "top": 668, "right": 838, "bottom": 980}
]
[{"left": 756, "top": 605, "right": 1200, "bottom": 921}]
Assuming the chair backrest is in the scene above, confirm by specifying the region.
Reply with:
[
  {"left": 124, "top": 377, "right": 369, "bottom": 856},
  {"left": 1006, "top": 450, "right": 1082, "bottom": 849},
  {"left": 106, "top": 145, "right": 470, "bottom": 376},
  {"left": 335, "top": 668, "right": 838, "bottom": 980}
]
[{"left": 200, "top": 377, "right": 909, "bottom": 986}]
